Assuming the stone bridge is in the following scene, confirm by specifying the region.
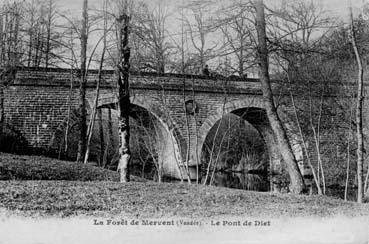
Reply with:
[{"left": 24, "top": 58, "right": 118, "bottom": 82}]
[{"left": 3, "top": 67, "right": 311, "bottom": 183}]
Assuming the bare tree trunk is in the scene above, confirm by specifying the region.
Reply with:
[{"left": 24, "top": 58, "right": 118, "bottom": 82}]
[
  {"left": 12, "top": 8, "right": 19, "bottom": 66},
  {"left": 116, "top": 14, "right": 131, "bottom": 183},
  {"left": 203, "top": 95, "right": 227, "bottom": 185},
  {"left": 309, "top": 88, "right": 326, "bottom": 194},
  {"left": 349, "top": 4, "right": 364, "bottom": 203},
  {"left": 255, "top": 0, "right": 304, "bottom": 194},
  {"left": 38, "top": 22, "right": 45, "bottom": 67},
  {"left": 83, "top": 60, "right": 103, "bottom": 165},
  {"left": 181, "top": 10, "right": 191, "bottom": 183},
  {"left": 209, "top": 127, "right": 228, "bottom": 185},
  {"left": 4, "top": 13, "right": 8, "bottom": 65},
  {"left": 192, "top": 78, "right": 200, "bottom": 184},
  {"left": 64, "top": 30, "right": 75, "bottom": 155},
  {"left": 287, "top": 76, "right": 322, "bottom": 195},
  {"left": 141, "top": 118, "right": 163, "bottom": 182},
  {"left": 84, "top": 0, "right": 107, "bottom": 165},
  {"left": 0, "top": 13, "right": 3, "bottom": 65},
  {"left": 0, "top": 15, "right": 4, "bottom": 137},
  {"left": 316, "top": 91, "right": 326, "bottom": 194},
  {"left": 0, "top": 81, "right": 4, "bottom": 137},
  {"left": 345, "top": 99, "right": 354, "bottom": 201},
  {"left": 182, "top": 80, "right": 192, "bottom": 183},
  {"left": 45, "top": 0, "right": 53, "bottom": 68},
  {"left": 27, "top": 16, "right": 33, "bottom": 67},
  {"left": 98, "top": 109, "right": 104, "bottom": 167},
  {"left": 63, "top": 81, "right": 73, "bottom": 154},
  {"left": 34, "top": 26, "right": 40, "bottom": 67},
  {"left": 6, "top": 13, "right": 12, "bottom": 66},
  {"left": 102, "top": 108, "right": 113, "bottom": 168},
  {"left": 76, "top": 0, "right": 88, "bottom": 163},
  {"left": 365, "top": 160, "right": 369, "bottom": 193}
]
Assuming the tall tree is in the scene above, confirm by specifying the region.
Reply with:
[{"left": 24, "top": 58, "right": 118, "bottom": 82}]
[
  {"left": 44, "top": 0, "right": 56, "bottom": 68},
  {"left": 348, "top": 2, "right": 364, "bottom": 203},
  {"left": 216, "top": 1, "right": 255, "bottom": 76},
  {"left": 0, "top": 2, "right": 22, "bottom": 138},
  {"left": 184, "top": 1, "right": 218, "bottom": 74},
  {"left": 116, "top": 13, "right": 131, "bottom": 183},
  {"left": 134, "top": 3, "right": 171, "bottom": 73},
  {"left": 84, "top": 0, "right": 108, "bottom": 165},
  {"left": 255, "top": 0, "right": 305, "bottom": 194},
  {"left": 76, "top": 0, "right": 88, "bottom": 163}
]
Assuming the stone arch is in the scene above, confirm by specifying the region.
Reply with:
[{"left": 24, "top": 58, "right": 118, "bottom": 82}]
[
  {"left": 93, "top": 93, "right": 183, "bottom": 141},
  {"left": 93, "top": 93, "right": 185, "bottom": 179},
  {"left": 198, "top": 98, "right": 264, "bottom": 148},
  {"left": 49, "top": 93, "right": 184, "bottom": 179},
  {"left": 197, "top": 97, "right": 305, "bottom": 189}
]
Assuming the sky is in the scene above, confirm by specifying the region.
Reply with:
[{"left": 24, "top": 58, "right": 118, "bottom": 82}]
[
  {"left": 53, "top": 0, "right": 368, "bottom": 72},
  {"left": 57, "top": 0, "right": 366, "bottom": 19},
  {"left": 323, "top": 0, "right": 365, "bottom": 17},
  {"left": 55, "top": 0, "right": 368, "bottom": 38},
  {"left": 55, "top": 0, "right": 368, "bottom": 44}
]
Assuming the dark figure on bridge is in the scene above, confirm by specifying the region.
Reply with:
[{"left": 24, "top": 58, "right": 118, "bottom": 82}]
[{"left": 203, "top": 64, "right": 210, "bottom": 77}]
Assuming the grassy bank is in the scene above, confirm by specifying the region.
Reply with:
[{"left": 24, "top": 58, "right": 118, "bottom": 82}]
[
  {"left": 0, "top": 153, "right": 145, "bottom": 182},
  {"left": 0, "top": 180, "right": 368, "bottom": 219},
  {"left": 0, "top": 153, "right": 368, "bottom": 219}
]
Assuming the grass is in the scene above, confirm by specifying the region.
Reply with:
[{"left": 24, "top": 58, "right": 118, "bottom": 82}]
[
  {"left": 1, "top": 181, "right": 368, "bottom": 219},
  {"left": 0, "top": 152, "right": 145, "bottom": 182},
  {"left": 0, "top": 153, "right": 368, "bottom": 219}
]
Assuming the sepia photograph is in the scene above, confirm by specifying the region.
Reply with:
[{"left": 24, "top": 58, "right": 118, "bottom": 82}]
[{"left": 0, "top": 0, "right": 368, "bottom": 243}]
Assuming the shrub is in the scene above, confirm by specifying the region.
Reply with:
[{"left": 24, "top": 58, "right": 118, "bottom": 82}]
[{"left": 0, "top": 125, "right": 29, "bottom": 154}]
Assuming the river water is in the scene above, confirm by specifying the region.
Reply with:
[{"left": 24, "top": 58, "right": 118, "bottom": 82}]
[{"left": 211, "top": 171, "right": 270, "bottom": 192}]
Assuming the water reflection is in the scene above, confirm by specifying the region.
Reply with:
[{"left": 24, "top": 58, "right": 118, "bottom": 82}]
[{"left": 212, "top": 170, "right": 270, "bottom": 192}]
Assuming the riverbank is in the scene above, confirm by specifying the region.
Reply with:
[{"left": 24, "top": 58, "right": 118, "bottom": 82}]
[{"left": 0, "top": 152, "right": 368, "bottom": 219}]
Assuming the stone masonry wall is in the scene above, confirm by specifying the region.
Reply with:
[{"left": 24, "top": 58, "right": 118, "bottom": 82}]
[{"left": 1, "top": 67, "right": 355, "bottom": 183}]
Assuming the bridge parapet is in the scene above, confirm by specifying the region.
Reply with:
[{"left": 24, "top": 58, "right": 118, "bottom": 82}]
[
  {"left": 10, "top": 67, "right": 263, "bottom": 94},
  {"left": 9, "top": 67, "right": 356, "bottom": 97}
]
